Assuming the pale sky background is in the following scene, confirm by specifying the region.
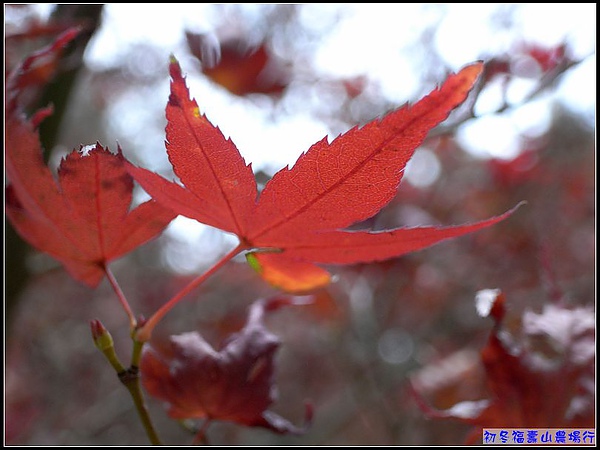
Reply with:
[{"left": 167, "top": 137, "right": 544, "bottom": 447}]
[
  {"left": 24, "top": 4, "right": 597, "bottom": 273},
  {"left": 31, "top": 3, "right": 595, "bottom": 166}
]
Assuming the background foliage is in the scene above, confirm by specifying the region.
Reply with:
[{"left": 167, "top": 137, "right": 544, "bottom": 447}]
[{"left": 5, "top": 4, "right": 595, "bottom": 445}]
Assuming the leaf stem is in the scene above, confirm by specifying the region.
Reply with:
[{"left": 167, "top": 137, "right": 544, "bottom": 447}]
[
  {"left": 104, "top": 265, "right": 137, "bottom": 331},
  {"left": 119, "top": 363, "right": 162, "bottom": 445},
  {"left": 91, "top": 321, "right": 161, "bottom": 444},
  {"left": 135, "top": 243, "right": 246, "bottom": 342},
  {"left": 192, "top": 418, "right": 213, "bottom": 445}
]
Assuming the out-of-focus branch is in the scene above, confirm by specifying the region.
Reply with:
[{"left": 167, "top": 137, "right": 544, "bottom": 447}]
[
  {"left": 428, "top": 56, "right": 589, "bottom": 140},
  {"left": 37, "top": 5, "right": 105, "bottom": 159}
]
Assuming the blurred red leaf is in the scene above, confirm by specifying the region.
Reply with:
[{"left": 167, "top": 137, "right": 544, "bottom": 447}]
[
  {"left": 186, "top": 31, "right": 289, "bottom": 96},
  {"left": 128, "top": 58, "right": 521, "bottom": 293},
  {"left": 482, "top": 58, "right": 512, "bottom": 82},
  {"left": 487, "top": 148, "right": 540, "bottom": 188},
  {"left": 342, "top": 75, "right": 368, "bottom": 98},
  {"left": 140, "top": 296, "right": 313, "bottom": 435},
  {"left": 5, "top": 113, "right": 177, "bottom": 287},
  {"left": 292, "top": 289, "right": 342, "bottom": 322},
  {"left": 520, "top": 42, "right": 568, "bottom": 72},
  {"left": 411, "top": 289, "right": 595, "bottom": 444},
  {"left": 482, "top": 41, "right": 569, "bottom": 84},
  {"left": 5, "top": 26, "right": 81, "bottom": 114}
]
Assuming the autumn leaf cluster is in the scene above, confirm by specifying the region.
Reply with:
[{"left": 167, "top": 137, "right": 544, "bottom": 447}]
[{"left": 10, "top": 20, "right": 580, "bottom": 446}]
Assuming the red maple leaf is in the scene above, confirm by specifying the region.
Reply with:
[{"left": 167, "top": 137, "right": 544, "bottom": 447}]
[
  {"left": 5, "top": 113, "right": 177, "bottom": 287},
  {"left": 140, "top": 296, "right": 312, "bottom": 439},
  {"left": 127, "top": 57, "right": 521, "bottom": 293},
  {"left": 5, "top": 26, "right": 81, "bottom": 114},
  {"left": 186, "top": 31, "right": 289, "bottom": 97},
  {"left": 410, "top": 289, "right": 595, "bottom": 444}
]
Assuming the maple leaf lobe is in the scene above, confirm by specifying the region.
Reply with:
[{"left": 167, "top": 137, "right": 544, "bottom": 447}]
[
  {"left": 168, "top": 91, "right": 181, "bottom": 108},
  {"left": 249, "top": 61, "right": 485, "bottom": 245}
]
